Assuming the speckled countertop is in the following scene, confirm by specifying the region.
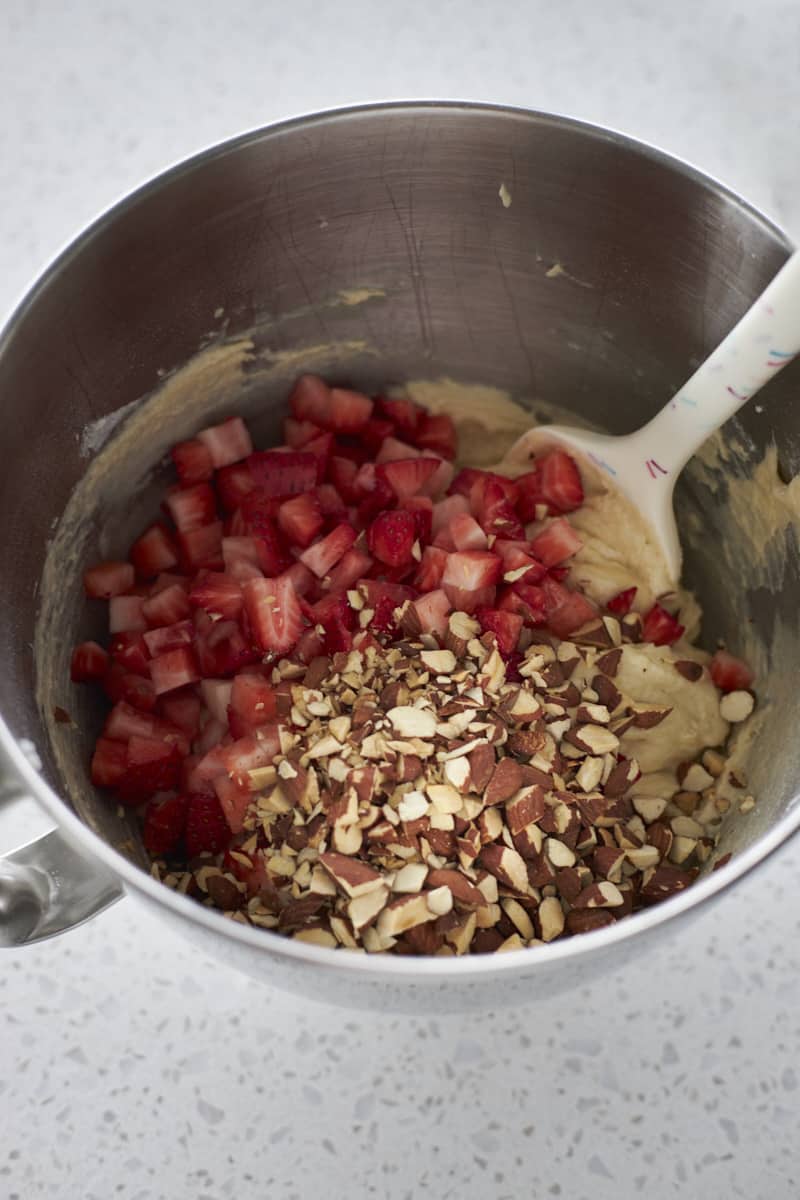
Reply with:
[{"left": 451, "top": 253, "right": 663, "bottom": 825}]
[{"left": 2, "top": 2, "right": 800, "bottom": 1197}]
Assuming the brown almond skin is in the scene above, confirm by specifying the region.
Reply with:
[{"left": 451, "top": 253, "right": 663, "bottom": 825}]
[
  {"left": 603, "top": 759, "right": 638, "bottom": 797},
  {"left": 566, "top": 908, "right": 616, "bottom": 935},
  {"left": 427, "top": 868, "right": 484, "bottom": 906},
  {"left": 596, "top": 648, "right": 622, "bottom": 676},
  {"left": 471, "top": 928, "right": 505, "bottom": 954},
  {"left": 485, "top": 757, "right": 523, "bottom": 805},
  {"left": 303, "top": 655, "right": 331, "bottom": 690},
  {"left": 278, "top": 894, "right": 327, "bottom": 929},
  {"left": 554, "top": 867, "right": 582, "bottom": 902},
  {"left": 526, "top": 852, "right": 557, "bottom": 889},
  {"left": 592, "top": 846, "right": 625, "bottom": 880},
  {"left": 592, "top": 673, "right": 622, "bottom": 711},
  {"left": 468, "top": 743, "right": 496, "bottom": 792},
  {"left": 674, "top": 659, "right": 703, "bottom": 682},
  {"left": 426, "top": 828, "right": 457, "bottom": 857},
  {"left": 401, "top": 923, "right": 444, "bottom": 956},
  {"left": 205, "top": 874, "right": 244, "bottom": 912},
  {"left": 640, "top": 865, "right": 697, "bottom": 903},
  {"left": 507, "top": 727, "right": 548, "bottom": 758}
]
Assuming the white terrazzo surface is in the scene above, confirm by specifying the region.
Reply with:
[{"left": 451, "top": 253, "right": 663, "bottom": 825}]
[{"left": 2, "top": 2, "right": 800, "bottom": 1196}]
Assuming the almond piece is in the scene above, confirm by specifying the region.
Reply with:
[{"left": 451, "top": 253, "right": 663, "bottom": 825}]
[
  {"left": 376, "top": 893, "right": 435, "bottom": 937},
  {"left": 387, "top": 706, "right": 437, "bottom": 739},
  {"left": 545, "top": 838, "right": 576, "bottom": 869},
  {"left": 572, "top": 880, "right": 625, "bottom": 908},
  {"left": 719, "top": 690, "right": 754, "bottom": 723},
  {"left": 505, "top": 785, "right": 546, "bottom": 835},
  {"left": 392, "top": 862, "right": 429, "bottom": 893},
  {"left": 631, "top": 795, "right": 667, "bottom": 823},
  {"left": 426, "top": 868, "right": 484, "bottom": 906},
  {"left": 445, "top": 912, "right": 477, "bottom": 955},
  {"left": 681, "top": 763, "right": 715, "bottom": 792},
  {"left": 484, "top": 757, "right": 523, "bottom": 805},
  {"left": 426, "top": 885, "right": 454, "bottom": 917},
  {"left": 319, "top": 850, "right": 384, "bottom": 898},
  {"left": 397, "top": 790, "right": 429, "bottom": 822},
  {"left": 420, "top": 648, "right": 457, "bottom": 674},
  {"left": 426, "top": 783, "right": 463, "bottom": 814},
  {"left": 501, "top": 897, "right": 535, "bottom": 939},
  {"left": 479, "top": 843, "right": 529, "bottom": 893},
  {"left": 538, "top": 895, "right": 565, "bottom": 942},
  {"left": 443, "top": 755, "right": 472, "bottom": 792},
  {"left": 348, "top": 885, "right": 390, "bottom": 931}
]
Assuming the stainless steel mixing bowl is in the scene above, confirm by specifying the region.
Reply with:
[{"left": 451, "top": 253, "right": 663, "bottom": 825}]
[{"left": 0, "top": 103, "right": 797, "bottom": 1011}]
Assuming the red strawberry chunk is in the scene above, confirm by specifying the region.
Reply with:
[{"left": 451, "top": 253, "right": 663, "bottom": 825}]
[
  {"left": 90, "top": 737, "right": 128, "bottom": 787},
  {"left": 415, "top": 412, "right": 457, "bottom": 459},
  {"left": 375, "top": 436, "right": 419, "bottom": 464},
  {"left": 497, "top": 546, "right": 547, "bottom": 584},
  {"left": 607, "top": 586, "right": 637, "bottom": 616},
  {"left": 402, "top": 495, "right": 433, "bottom": 543},
  {"left": 361, "top": 417, "right": 397, "bottom": 455},
  {"left": 171, "top": 438, "right": 214, "bottom": 484},
  {"left": 327, "top": 387, "right": 374, "bottom": 433},
  {"left": 216, "top": 462, "right": 255, "bottom": 512},
  {"left": 377, "top": 395, "right": 422, "bottom": 437},
  {"left": 477, "top": 608, "right": 524, "bottom": 656},
  {"left": 449, "top": 512, "right": 489, "bottom": 551},
  {"left": 247, "top": 450, "right": 318, "bottom": 498},
  {"left": 442, "top": 551, "right": 502, "bottom": 595},
  {"left": 142, "top": 583, "right": 191, "bottom": 627},
  {"left": 498, "top": 584, "right": 548, "bottom": 625},
  {"left": 420, "top": 453, "right": 455, "bottom": 499},
  {"left": 709, "top": 649, "right": 754, "bottom": 693},
  {"left": 541, "top": 577, "right": 598, "bottom": 637},
  {"left": 530, "top": 517, "right": 583, "bottom": 566},
  {"left": 289, "top": 374, "right": 332, "bottom": 423},
  {"left": 243, "top": 575, "right": 304, "bottom": 656},
  {"left": 158, "top": 690, "right": 202, "bottom": 737},
  {"left": 217, "top": 730, "right": 281, "bottom": 779},
  {"left": 326, "top": 547, "right": 373, "bottom": 592},
  {"left": 184, "top": 792, "right": 231, "bottom": 856},
  {"left": 237, "top": 498, "right": 293, "bottom": 572},
  {"left": 189, "top": 572, "right": 243, "bottom": 621},
  {"left": 130, "top": 523, "right": 179, "bottom": 578},
  {"left": 474, "top": 477, "right": 524, "bottom": 539},
  {"left": 150, "top": 646, "right": 201, "bottom": 695},
  {"left": 368, "top": 510, "right": 416, "bottom": 567},
  {"left": 176, "top": 522, "right": 224, "bottom": 571},
  {"left": 316, "top": 483, "right": 347, "bottom": 520},
  {"left": 412, "top": 589, "right": 452, "bottom": 639},
  {"left": 164, "top": 482, "right": 218, "bottom": 532},
  {"left": 84, "top": 561, "right": 135, "bottom": 599},
  {"left": 277, "top": 492, "right": 324, "bottom": 548},
  {"left": 143, "top": 619, "right": 194, "bottom": 657},
  {"left": 280, "top": 561, "right": 316, "bottom": 598},
  {"left": 71, "top": 640, "right": 109, "bottom": 683},
  {"left": 356, "top": 475, "right": 395, "bottom": 526},
  {"left": 103, "top": 665, "right": 158, "bottom": 712},
  {"left": 117, "top": 737, "right": 182, "bottom": 803},
  {"left": 103, "top": 702, "right": 189, "bottom": 753},
  {"left": 300, "top": 523, "right": 357, "bottom": 578},
  {"left": 376, "top": 456, "right": 439, "bottom": 500},
  {"left": 293, "top": 626, "right": 326, "bottom": 664},
  {"left": 517, "top": 449, "right": 584, "bottom": 518},
  {"left": 283, "top": 417, "right": 322, "bottom": 448},
  {"left": 200, "top": 678, "right": 234, "bottom": 723},
  {"left": 109, "top": 631, "right": 151, "bottom": 675},
  {"left": 213, "top": 775, "right": 253, "bottom": 835},
  {"left": 143, "top": 793, "right": 189, "bottom": 855},
  {"left": 413, "top": 545, "right": 449, "bottom": 591},
  {"left": 357, "top": 578, "right": 416, "bottom": 610},
  {"left": 197, "top": 415, "right": 253, "bottom": 468},
  {"left": 108, "top": 595, "right": 147, "bottom": 634},
  {"left": 642, "top": 603, "right": 685, "bottom": 647},
  {"left": 431, "top": 494, "right": 470, "bottom": 536},
  {"left": 193, "top": 615, "right": 259, "bottom": 677},
  {"left": 229, "top": 673, "right": 278, "bottom": 727},
  {"left": 327, "top": 455, "right": 360, "bottom": 503}
]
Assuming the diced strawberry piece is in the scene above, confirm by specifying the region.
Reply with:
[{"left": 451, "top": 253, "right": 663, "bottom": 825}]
[
  {"left": 517, "top": 449, "right": 584, "bottom": 518},
  {"left": 413, "top": 545, "right": 449, "bottom": 591},
  {"left": 315, "top": 483, "right": 347, "bottom": 521},
  {"left": 143, "top": 793, "right": 189, "bottom": 855},
  {"left": 325, "top": 547, "right": 373, "bottom": 592},
  {"left": 280, "top": 561, "right": 316, "bottom": 598},
  {"left": 217, "top": 731, "right": 281, "bottom": 779},
  {"left": 442, "top": 552, "right": 502, "bottom": 613},
  {"left": 327, "top": 456, "right": 360, "bottom": 503},
  {"left": 476, "top": 608, "right": 523, "bottom": 656},
  {"left": 117, "top": 737, "right": 182, "bottom": 803},
  {"left": 415, "top": 412, "right": 457, "bottom": 459},
  {"left": 307, "top": 590, "right": 356, "bottom": 631},
  {"left": 377, "top": 395, "right": 422, "bottom": 438},
  {"left": 607, "top": 586, "right": 637, "bottom": 616},
  {"left": 242, "top": 575, "right": 304, "bottom": 656},
  {"left": 420, "top": 453, "right": 455, "bottom": 499},
  {"left": 288, "top": 374, "right": 332, "bottom": 422},
  {"left": 188, "top": 572, "right": 243, "bottom": 621},
  {"left": 283, "top": 417, "right": 322, "bottom": 448},
  {"left": 530, "top": 517, "right": 583, "bottom": 566},
  {"left": 327, "top": 387, "right": 374, "bottom": 432},
  {"left": 176, "top": 522, "right": 224, "bottom": 571},
  {"left": 229, "top": 673, "right": 278, "bottom": 728},
  {"left": 431, "top": 493, "right": 471, "bottom": 535},
  {"left": 184, "top": 792, "right": 231, "bottom": 856},
  {"left": 293, "top": 626, "right": 326, "bottom": 663},
  {"left": 352, "top": 630, "right": 382, "bottom": 654},
  {"left": 642, "top": 603, "right": 685, "bottom": 646},
  {"left": 474, "top": 477, "right": 524, "bottom": 540},
  {"left": 497, "top": 584, "right": 548, "bottom": 625},
  {"left": 141, "top": 583, "right": 191, "bottom": 628},
  {"left": 193, "top": 720, "right": 230, "bottom": 762},
  {"left": 412, "top": 589, "right": 452, "bottom": 639},
  {"left": 90, "top": 737, "right": 128, "bottom": 788},
  {"left": 150, "top": 646, "right": 201, "bottom": 695},
  {"left": 402, "top": 496, "right": 433, "bottom": 545},
  {"left": 355, "top": 475, "right": 395, "bottom": 526},
  {"left": 376, "top": 457, "right": 439, "bottom": 500},
  {"left": 200, "top": 678, "right": 234, "bottom": 724},
  {"left": 71, "top": 640, "right": 109, "bottom": 683},
  {"left": 360, "top": 418, "right": 397, "bottom": 455},
  {"left": 171, "top": 438, "right": 214, "bottom": 484},
  {"left": 541, "top": 578, "right": 598, "bottom": 637},
  {"left": 148, "top": 571, "right": 189, "bottom": 596},
  {"left": 449, "top": 512, "right": 489, "bottom": 552},
  {"left": 193, "top": 615, "right": 259, "bottom": 677},
  {"left": 109, "top": 631, "right": 151, "bottom": 676},
  {"left": 236, "top": 498, "right": 294, "bottom": 572},
  {"left": 130, "top": 523, "right": 179, "bottom": 578},
  {"left": 498, "top": 546, "right": 548, "bottom": 584},
  {"left": 277, "top": 492, "right": 324, "bottom": 548},
  {"left": 83, "top": 561, "right": 135, "bottom": 599},
  {"left": 143, "top": 619, "right": 194, "bottom": 657},
  {"left": 368, "top": 510, "right": 416, "bottom": 568},
  {"left": 247, "top": 450, "right": 318, "bottom": 499},
  {"left": 375, "top": 436, "right": 419, "bottom": 464},
  {"left": 108, "top": 595, "right": 147, "bottom": 633},
  {"left": 164, "top": 482, "right": 218, "bottom": 532},
  {"left": 709, "top": 649, "right": 754, "bottom": 693},
  {"left": 367, "top": 593, "right": 402, "bottom": 637},
  {"left": 102, "top": 662, "right": 158, "bottom": 711},
  {"left": 358, "top": 578, "right": 416, "bottom": 608},
  {"left": 213, "top": 775, "right": 253, "bottom": 835},
  {"left": 216, "top": 462, "right": 255, "bottom": 512},
  {"left": 197, "top": 416, "right": 253, "bottom": 468},
  {"left": 300, "top": 523, "right": 357, "bottom": 577},
  {"left": 158, "top": 689, "right": 202, "bottom": 737},
  {"left": 303, "top": 431, "right": 334, "bottom": 475}
]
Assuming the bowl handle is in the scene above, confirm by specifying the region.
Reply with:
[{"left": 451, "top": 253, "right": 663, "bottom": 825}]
[{"left": 0, "top": 824, "right": 122, "bottom": 947}]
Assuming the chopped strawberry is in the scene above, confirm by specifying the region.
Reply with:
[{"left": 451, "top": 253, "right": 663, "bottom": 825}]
[
  {"left": 368, "top": 510, "right": 416, "bottom": 567},
  {"left": 368, "top": 593, "right": 403, "bottom": 637},
  {"left": 242, "top": 575, "right": 304, "bottom": 656},
  {"left": 176, "top": 522, "right": 224, "bottom": 571},
  {"left": 143, "top": 619, "right": 194, "bottom": 658},
  {"left": 150, "top": 646, "right": 201, "bottom": 695},
  {"left": 402, "top": 495, "right": 433, "bottom": 544},
  {"left": 109, "top": 631, "right": 151, "bottom": 676},
  {"left": 375, "top": 436, "right": 419, "bottom": 464},
  {"left": 217, "top": 731, "right": 281, "bottom": 779},
  {"left": 431, "top": 494, "right": 471, "bottom": 536},
  {"left": 516, "top": 449, "right": 584, "bottom": 518},
  {"left": 477, "top": 608, "right": 524, "bottom": 656},
  {"left": 642, "top": 603, "right": 685, "bottom": 646},
  {"left": 449, "top": 512, "right": 489, "bottom": 552},
  {"left": 130, "top": 523, "right": 180, "bottom": 578},
  {"left": 474, "top": 477, "right": 524, "bottom": 540},
  {"left": 117, "top": 737, "right": 182, "bottom": 803},
  {"left": 164, "top": 482, "right": 218, "bottom": 532},
  {"left": 188, "top": 572, "right": 243, "bottom": 621},
  {"left": 192, "top": 719, "right": 230, "bottom": 762},
  {"left": 200, "top": 678, "right": 234, "bottom": 723},
  {"left": 103, "top": 666, "right": 158, "bottom": 712},
  {"left": 299, "top": 523, "right": 357, "bottom": 577},
  {"left": 149, "top": 571, "right": 189, "bottom": 595},
  {"left": 90, "top": 737, "right": 128, "bottom": 787},
  {"left": 289, "top": 374, "right": 333, "bottom": 424},
  {"left": 247, "top": 450, "right": 318, "bottom": 498},
  {"left": 357, "top": 578, "right": 416, "bottom": 610},
  {"left": 108, "top": 595, "right": 147, "bottom": 634},
  {"left": 71, "top": 640, "right": 109, "bottom": 683},
  {"left": 283, "top": 417, "right": 322, "bottom": 448},
  {"left": 184, "top": 792, "right": 231, "bottom": 856},
  {"left": 377, "top": 395, "right": 422, "bottom": 438},
  {"left": 498, "top": 584, "right": 548, "bottom": 626},
  {"left": 541, "top": 577, "right": 598, "bottom": 637},
  {"left": 141, "top": 583, "right": 190, "bottom": 628},
  {"left": 280, "top": 561, "right": 317, "bottom": 598},
  {"left": 213, "top": 775, "right": 253, "bottom": 834},
  {"left": 216, "top": 461, "right": 255, "bottom": 511},
  {"left": 143, "top": 793, "right": 188, "bottom": 855},
  {"left": 376, "top": 457, "right": 439, "bottom": 500},
  {"left": 415, "top": 412, "right": 456, "bottom": 459},
  {"left": 607, "top": 586, "right": 637, "bottom": 616},
  {"left": 289, "top": 374, "right": 373, "bottom": 433},
  {"left": 327, "top": 455, "right": 360, "bottom": 503},
  {"left": 360, "top": 417, "right": 397, "bottom": 456},
  {"left": 197, "top": 416, "right": 253, "bottom": 468},
  {"left": 356, "top": 475, "right": 395, "bottom": 525},
  {"left": 237, "top": 496, "right": 293, "bottom": 573},
  {"left": 709, "top": 649, "right": 754, "bottom": 693},
  {"left": 497, "top": 545, "right": 547, "bottom": 584},
  {"left": 158, "top": 689, "right": 202, "bottom": 737},
  {"left": 277, "top": 492, "right": 324, "bottom": 548},
  {"left": 412, "top": 589, "right": 452, "bottom": 639},
  {"left": 171, "top": 438, "right": 214, "bottom": 484},
  {"left": 83, "top": 561, "right": 135, "bottom": 599},
  {"left": 193, "top": 614, "right": 259, "bottom": 677},
  {"left": 229, "top": 673, "right": 278, "bottom": 728},
  {"left": 293, "top": 626, "right": 326, "bottom": 664},
  {"left": 413, "top": 545, "right": 449, "bottom": 591},
  {"left": 315, "top": 483, "right": 347, "bottom": 521},
  {"left": 442, "top": 551, "right": 502, "bottom": 612},
  {"left": 326, "top": 547, "right": 373, "bottom": 592},
  {"left": 530, "top": 517, "right": 583, "bottom": 566}
]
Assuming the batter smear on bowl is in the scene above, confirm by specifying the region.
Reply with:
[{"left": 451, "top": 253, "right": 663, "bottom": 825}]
[{"left": 70, "top": 375, "right": 756, "bottom": 954}]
